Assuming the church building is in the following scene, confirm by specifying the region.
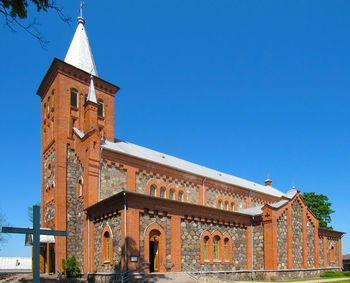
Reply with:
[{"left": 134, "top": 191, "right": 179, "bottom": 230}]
[{"left": 38, "top": 14, "right": 344, "bottom": 281}]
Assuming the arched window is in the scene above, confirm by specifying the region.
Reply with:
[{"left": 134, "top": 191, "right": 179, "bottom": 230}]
[
  {"left": 178, "top": 191, "right": 184, "bottom": 202},
  {"left": 330, "top": 245, "right": 336, "bottom": 263},
  {"left": 213, "top": 236, "right": 220, "bottom": 261},
  {"left": 150, "top": 185, "right": 156, "bottom": 196},
  {"left": 97, "top": 98, "right": 104, "bottom": 117},
  {"left": 160, "top": 187, "right": 166, "bottom": 198},
  {"left": 105, "top": 232, "right": 110, "bottom": 261},
  {"left": 70, "top": 88, "right": 78, "bottom": 108},
  {"left": 224, "top": 201, "right": 229, "bottom": 210},
  {"left": 231, "top": 203, "right": 235, "bottom": 211},
  {"left": 224, "top": 238, "right": 229, "bottom": 261},
  {"left": 204, "top": 236, "right": 209, "bottom": 261},
  {"left": 101, "top": 227, "right": 113, "bottom": 265},
  {"left": 77, "top": 177, "right": 83, "bottom": 197},
  {"left": 218, "top": 200, "right": 223, "bottom": 210},
  {"left": 169, "top": 189, "right": 175, "bottom": 200}
]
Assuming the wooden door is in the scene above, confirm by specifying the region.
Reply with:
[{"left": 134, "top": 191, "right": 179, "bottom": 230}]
[{"left": 150, "top": 236, "right": 160, "bottom": 272}]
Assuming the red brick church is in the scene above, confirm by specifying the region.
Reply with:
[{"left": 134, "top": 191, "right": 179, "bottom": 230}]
[{"left": 38, "top": 14, "right": 344, "bottom": 281}]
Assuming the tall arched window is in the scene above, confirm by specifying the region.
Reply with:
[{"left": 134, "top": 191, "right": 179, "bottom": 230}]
[
  {"left": 224, "top": 201, "right": 229, "bottom": 210},
  {"left": 150, "top": 185, "right": 156, "bottom": 196},
  {"left": 213, "top": 236, "right": 220, "bottom": 261},
  {"left": 70, "top": 88, "right": 78, "bottom": 108},
  {"left": 231, "top": 203, "right": 234, "bottom": 211},
  {"left": 101, "top": 227, "right": 113, "bottom": 265},
  {"left": 178, "top": 191, "right": 184, "bottom": 202},
  {"left": 77, "top": 177, "right": 83, "bottom": 197},
  {"left": 330, "top": 245, "right": 336, "bottom": 263},
  {"left": 97, "top": 98, "right": 104, "bottom": 117},
  {"left": 204, "top": 236, "right": 209, "bottom": 261},
  {"left": 160, "top": 187, "right": 166, "bottom": 198},
  {"left": 224, "top": 238, "right": 229, "bottom": 261},
  {"left": 169, "top": 189, "right": 175, "bottom": 200},
  {"left": 218, "top": 200, "right": 223, "bottom": 210}
]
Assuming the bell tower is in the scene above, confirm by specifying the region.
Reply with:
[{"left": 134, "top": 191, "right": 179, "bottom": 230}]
[{"left": 37, "top": 12, "right": 119, "bottom": 272}]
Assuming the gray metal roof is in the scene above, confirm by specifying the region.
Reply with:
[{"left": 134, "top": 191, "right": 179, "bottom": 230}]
[
  {"left": 64, "top": 17, "right": 98, "bottom": 76},
  {"left": 102, "top": 139, "right": 286, "bottom": 198}
]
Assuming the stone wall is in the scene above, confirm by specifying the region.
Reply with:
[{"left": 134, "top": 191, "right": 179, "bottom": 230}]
[
  {"left": 100, "top": 162, "right": 126, "bottom": 200},
  {"left": 94, "top": 216, "right": 122, "bottom": 273},
  {"left": 139, "top": 213, "right": 171, "bottom": 271},
  {"left": 135, "top": 172, "right": 199, "bottom": 204},
  {"left": 206, "top": 189, "right": 247, "bottom": 210},
  {"left": 277, "top": 211, "right": 287, "bottom": 269},
  {"left": 327, "top": 238, "right": 339, "bottom": 267},
  {"left": 319, "top": 237, "right": 324, "bottom": 267},
  {"left": 252, "top": 223, "right": 264, "bottom": 270},
  {"left": 306, "top": 217, "right": 315, "bottom": 268},
  {"left": 292, "top": 200, "right": 303, "bottom": 268},
  {"left": 181, "top": 220, "right": 247, "bottom": 271},
  {"left": 66, "top": 146, "right": 85, "bottom": 270}
]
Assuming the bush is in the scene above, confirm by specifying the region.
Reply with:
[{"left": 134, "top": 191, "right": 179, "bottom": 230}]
[
  {"left": 62, "top": 255, "right": 81, "bottom": 279},
  {"left": 320, "top": 271, "right": 350, "bottom": 278}
]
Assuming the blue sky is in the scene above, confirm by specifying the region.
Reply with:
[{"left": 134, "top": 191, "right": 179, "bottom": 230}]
[{"left": 0, "top": 1, "right": 349, "bottom": 257}]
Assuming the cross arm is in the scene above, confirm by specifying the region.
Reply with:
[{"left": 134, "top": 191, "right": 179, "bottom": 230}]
[{"left": 2, "top": 227, "right": 33, "bottom": 234}]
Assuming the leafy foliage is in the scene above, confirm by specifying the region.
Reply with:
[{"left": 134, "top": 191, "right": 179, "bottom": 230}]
[
  {"left": 62, "top": 256, "right": 81, "bottom": 279},
  {"left": 1, "top": 0, "right": 70, "bottom": 46},
  {"left": 27, "top": 203, "right": 41, "bottom": 224},
  {"left": 302, "top": 192, "right": 334, "bottom": 229}
]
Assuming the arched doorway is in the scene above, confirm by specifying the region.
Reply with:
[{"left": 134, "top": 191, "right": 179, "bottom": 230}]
[
  {"left": 144, "top": 223, "right": 166, "bottom": 273},
  {"left": 149, "top": 230, "right": 160, "bottom": 272}
]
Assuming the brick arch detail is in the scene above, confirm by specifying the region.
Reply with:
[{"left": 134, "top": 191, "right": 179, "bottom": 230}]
[
  {"left": 216, "top": 196, "right": 224, "bottom": 209},
  {"left": 177, "top": 187, "right": 187, "bottom": 202},
  {"left": 158, "top": 182, "right": 168, "bottom": 198},
  {"left": 101, "top": 224, "right": 113, "bottom": 265},
  {"left": 168, "top": 183, "right": 176, "bottom": 200},
  {"left": 329, "top": 243, "right": 336, "bottom": 263},
  {"left": 146, "top": 179, "right": 158, "bottom": 196},
  {"left": 222, "top": 232, "right": 233, "bottom": 264},
  {"left": 144, "top": 222, "right": 167, "bottom": 273},
  {"left": 200, "top": 231, "right": 212, "bottom": 264}
]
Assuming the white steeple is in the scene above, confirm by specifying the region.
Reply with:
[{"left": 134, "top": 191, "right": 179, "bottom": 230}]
[
  {"left": 64, "top": 7, "right": 98, "bottom": 76},
  {"left": 87, "top": 75, "right": 97, "bottom": 103}
]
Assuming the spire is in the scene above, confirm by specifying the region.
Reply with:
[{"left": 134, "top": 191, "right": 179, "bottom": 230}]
[
  {"left": 64, "top": 3, "right": 98, "bottom": 76},
  {"left": 87, "top": 75, "right": 97, "bottom": 103}
]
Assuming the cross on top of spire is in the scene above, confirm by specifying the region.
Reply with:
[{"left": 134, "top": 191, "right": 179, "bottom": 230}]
[{"left": 77, "top": 1, "right": 85, "bottom": 25}]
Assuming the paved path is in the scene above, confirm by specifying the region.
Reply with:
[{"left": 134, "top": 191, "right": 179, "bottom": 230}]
[{"left": 236, "top": 278, "right": 350, "bottom": 283}]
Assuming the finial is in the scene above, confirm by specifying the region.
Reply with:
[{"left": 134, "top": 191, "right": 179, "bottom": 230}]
[
  {"left": 87, "top": 75, "right": 97, "bottom": 103},
  {"left": 77, "top": 1, "right": 85, "bottom": 25}
]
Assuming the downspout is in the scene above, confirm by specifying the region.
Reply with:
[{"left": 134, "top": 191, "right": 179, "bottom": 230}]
[
  {"left": 98, "top": 147, "right": 103, "bottom": 201},
  {"left": 88, "top": 217, "right": 90, "bottom": 274},
  {"left": 202, "top": 177, "right": 207, "bottom": 205},
  {"left": 251, "top": 215, "right": 255, "bottom": 280},
  {"left": 124, "top": 191, "right": 128, "bottom": 272}
]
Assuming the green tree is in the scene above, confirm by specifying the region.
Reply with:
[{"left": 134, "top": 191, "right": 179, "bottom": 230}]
[
  {"left": 302, "top": 192, "right": 335, "bottom": 229},
  {"left": 1, "top": 0, "right": 70, "bottom": 46},
  {"left": 62, "top": 256, "right": 81, "bottom": 279},
  {"left": 27, "top": 202, "right": 41, "bottom": 224}
]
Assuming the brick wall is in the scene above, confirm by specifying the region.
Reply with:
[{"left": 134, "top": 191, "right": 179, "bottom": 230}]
[
  {"left": 100, "top": 162, "right": 126, "bottom": 200},
  {"left": 206, "top": 189, "right": 246, "bottom": 210},
  {"left": 66, "top": 146, "right": 85, "bottom": 270}
]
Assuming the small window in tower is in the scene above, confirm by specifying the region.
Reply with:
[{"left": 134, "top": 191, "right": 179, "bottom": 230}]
[
  {"left": 97, "top": 99, "right": 104, "bottom": 117},
  {"left": 70, "top": 88, "right": 78, "bottom": 108}
]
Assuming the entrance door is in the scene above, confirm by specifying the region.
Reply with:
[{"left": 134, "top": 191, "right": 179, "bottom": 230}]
[{"left": 149, "top": 236, "right": 160, "bottom": 272}]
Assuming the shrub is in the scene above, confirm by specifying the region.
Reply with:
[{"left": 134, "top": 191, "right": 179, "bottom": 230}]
[{"left": 62, "top": 255, "right": 81, "bottom": 279}]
